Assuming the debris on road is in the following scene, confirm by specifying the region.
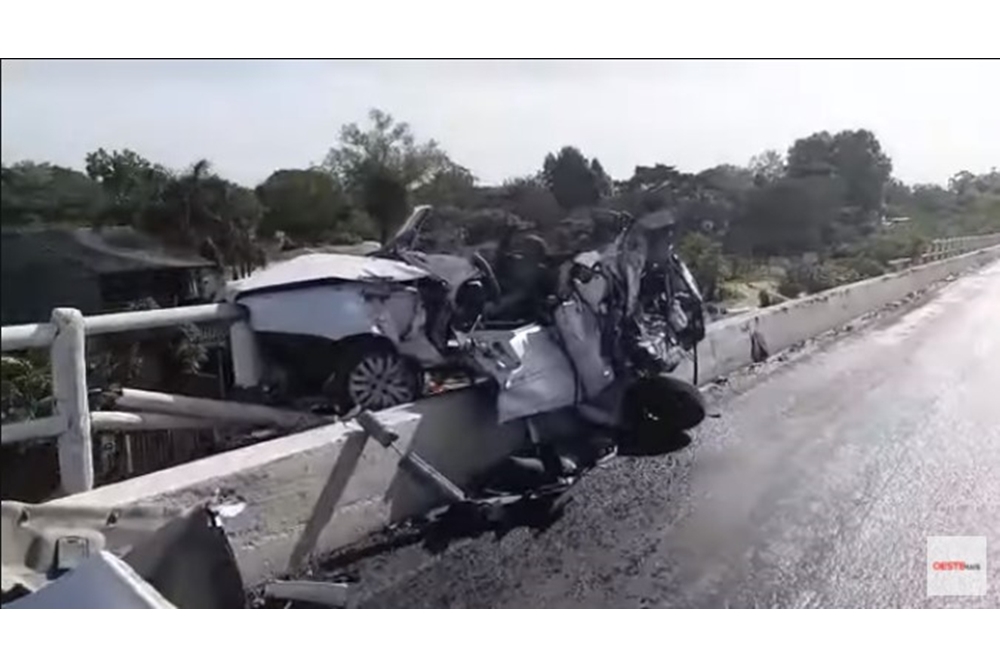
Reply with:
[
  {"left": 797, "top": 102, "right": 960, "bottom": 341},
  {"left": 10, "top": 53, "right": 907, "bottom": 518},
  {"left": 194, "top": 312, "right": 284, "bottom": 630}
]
[{"left": 264, "top": 579, "right": 350, "bottom": 608}]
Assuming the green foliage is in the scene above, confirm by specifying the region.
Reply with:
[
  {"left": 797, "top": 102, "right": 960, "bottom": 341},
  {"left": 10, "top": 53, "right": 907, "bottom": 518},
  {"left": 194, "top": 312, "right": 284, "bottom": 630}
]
[
  {"left": 325, "top": 109, "right": 451, "bottom": 190},
  {"left": 749, "top": 150, "right": 786, "bottom": 185},
  {"left": 486, "top": 177, "right": 563, "bottom": 226},
  {"left": 324, "top": 108, "right": 463, "bottom": 243},
  {"left": 778, "top": 259, "right": 865, "bottom": 298},
  {"left": 1, "top": 353, "right": 52, "bottom": 423},
  {"left": 730, "top": 176, "right": 843, "bottom": 256},
  {"left": 85, "top": 148, "right": 170, "bottom": 226},
  {"left": 143, "top": 159, "right": 264, "bottom": 276},
  {"left": 2, "top": 115, "right": 995, "bottom": 303},
  {"left": 359, "top": 167, "right": 410, "bottom": 244},
  {"left": 414, "top": 163, "right": 477, "bottom": 208},
  {"left": 841, "top": 255, "right": 886, "bottom": 279},
  {"left": 887, "top": 170, "right": 1000, "bottom": 237},
  {"left": 677, "top": 232, "right": 725, "bottom": 301},
  {"left": 1, "top": 161, "right": 104, "bottom": 225},
  {"left": 786, "top": 129, "right": 892, "bottom": 219},
  {"left": 256, "top": 169, "right": 349, "bottom": 242},
  {"left": 541, "top": 146, "right": 604, "bottom": 210},
  {"left": 590, "top": 158, "right": 613, "bottom": 198}
]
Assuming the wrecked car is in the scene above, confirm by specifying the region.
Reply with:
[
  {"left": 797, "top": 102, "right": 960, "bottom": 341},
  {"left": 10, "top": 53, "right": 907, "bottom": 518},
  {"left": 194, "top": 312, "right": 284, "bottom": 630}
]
[
  {"left": 226, "top": 206, "right": 499, "bottom": 411},
  {"left": 227, "top": 205, "right": 707, "bottom": 437}
]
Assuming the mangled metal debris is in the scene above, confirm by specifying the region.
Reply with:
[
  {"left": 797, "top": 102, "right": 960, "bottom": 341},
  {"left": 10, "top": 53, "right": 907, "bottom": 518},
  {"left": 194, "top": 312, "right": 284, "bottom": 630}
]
[
  {"left": 227, "top": 205, "right": 707, "bottom": 432},
  {"left": 1, "top": 500, "right": 245, "bottom": 609},
  {"left": 215, "top": 206, "right": 710, "bottom": 536},
  {"left": 264, "top": 579, "right": 350, "bottom": 608},
  {"left": 3, "top": 550, "right": 175, "bottom": 609}
]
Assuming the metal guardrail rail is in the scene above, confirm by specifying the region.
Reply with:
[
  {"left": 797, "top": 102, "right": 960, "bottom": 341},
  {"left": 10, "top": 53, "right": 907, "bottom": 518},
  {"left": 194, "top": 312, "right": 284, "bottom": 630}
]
[
  {"left": 1, "top": 303, "right": 260, "bottom": 494},
  {"left": 920, "top": 233, "right": 1000, "bottom": 263}
]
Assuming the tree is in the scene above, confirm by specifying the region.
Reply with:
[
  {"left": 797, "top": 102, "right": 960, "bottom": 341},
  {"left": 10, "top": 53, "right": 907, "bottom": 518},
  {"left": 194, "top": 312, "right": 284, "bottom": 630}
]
[
  {"left": 829, "top": 129, "right": 892, "bottom": 217},
  {"left": 679, "top": 165, "right": 755, "bottom": 237},
  {"left": 358, "top": 165, "right": 410, "bottom": 244},
  {"left": 590, "top": 158, "right": 613, "bottom": 198},
  {"left": 676, "top": 232, "right": 725, "bottom": 301},
  {"left": 413, "top": 163, "right": 477, "bottom": 208},
  {"left": 256, "top": 169, "right": 350, "bottom": 242},
  {"left": 500, "top": 177, "right": 563, "bottom": 226},
  {"left": 623, "top": 163, "right": 682, "bottom": 192},
  {"left": 748, "top": 150, "right": 786, "bottom": 184},
  {"left": 729, "top": 176, "right": 843, "bottom": 256},
  {"left": 148, "top": 159, "right": 264, "bottom": 277},
  {"left": 787, "top": 129, "right": 892, "bottom": 221},
  {"left": 786, "top": 132, "right": 836, "bottom": 178},
  {"left": 85, "top": 148, "right": 170, "bottom": 226},
  {"left": 324, "top": 109, "right": 461, "bottom": 243},
  {"left": 1, "top": 161, "right": 104, "bottom": 226},
  {"left": 541, "top": 146, "right": 603, "bottom": 210}
]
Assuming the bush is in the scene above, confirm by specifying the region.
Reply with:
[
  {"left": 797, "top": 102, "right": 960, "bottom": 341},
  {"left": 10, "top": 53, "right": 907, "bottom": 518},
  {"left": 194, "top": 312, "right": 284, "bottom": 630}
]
[
  {"left": 843, "top": 255, "right": 886, "bottom": 279},
  {"left": 1, "top": 353, "right": 52, "bottom": 423},
  {"left": 778, "top": 259, "right": 861, "bottom": 297},
  {"left": 677, "top": 232, "right": 726, "bottom": 301}
]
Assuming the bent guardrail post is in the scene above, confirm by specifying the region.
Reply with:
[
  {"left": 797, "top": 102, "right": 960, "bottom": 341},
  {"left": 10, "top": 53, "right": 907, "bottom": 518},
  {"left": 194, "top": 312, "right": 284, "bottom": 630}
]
[
  {"left": 49, "top": 308, "right": 93, "bottom": 493},
  {"left": 228, "top": 318, "right": 263, "bottom": 388},
  {"left": 355, "top": 409, "right": 467, "bottom": 503}
]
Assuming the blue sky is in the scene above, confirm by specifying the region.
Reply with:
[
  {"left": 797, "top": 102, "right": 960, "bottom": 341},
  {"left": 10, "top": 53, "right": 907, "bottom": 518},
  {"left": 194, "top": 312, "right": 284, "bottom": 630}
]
[{"left": 2, "top": 59, "right": 997, "bottom": 187}]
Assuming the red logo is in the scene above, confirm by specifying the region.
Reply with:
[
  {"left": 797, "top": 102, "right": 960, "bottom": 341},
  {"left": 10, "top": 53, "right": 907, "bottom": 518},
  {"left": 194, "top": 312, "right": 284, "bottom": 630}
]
[{"left": 931, "top": 561, "right": 981, "bottom": 571}]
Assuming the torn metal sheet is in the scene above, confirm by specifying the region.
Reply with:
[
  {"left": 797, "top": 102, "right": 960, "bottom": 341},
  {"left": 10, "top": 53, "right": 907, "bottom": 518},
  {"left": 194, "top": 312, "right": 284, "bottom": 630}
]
[
  {"left": 122, "top": 506, "right": 246, "bottom": 609},
  {"left": 552, "top": 299, "right": 615, "bottom": 399},
  {"left": 1, "top": 501, "right": 180, "bottom": 600},
  {"left": 395, "top": 250, "right": 481, "bottom": 295},
  {"left": 465, "top": 325, "right": 578, "bottom": 422},
  {"left": 3, "top": 551, "right": 174, "bottom": 609},
  {"left": 1, "top": 500, "right": 245, "bottom": 608}
]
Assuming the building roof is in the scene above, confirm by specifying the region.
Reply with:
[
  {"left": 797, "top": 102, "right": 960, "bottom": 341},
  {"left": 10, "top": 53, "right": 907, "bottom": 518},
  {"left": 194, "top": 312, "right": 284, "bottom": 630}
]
[{"left": 1, "top": 225, "right": 213, "bottom": 275}]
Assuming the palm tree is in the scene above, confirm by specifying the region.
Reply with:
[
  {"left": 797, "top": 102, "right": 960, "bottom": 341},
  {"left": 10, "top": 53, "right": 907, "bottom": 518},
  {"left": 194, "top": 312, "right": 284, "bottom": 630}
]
[{"left": 153, "top": 160, "right": 264, "bottom": 278}]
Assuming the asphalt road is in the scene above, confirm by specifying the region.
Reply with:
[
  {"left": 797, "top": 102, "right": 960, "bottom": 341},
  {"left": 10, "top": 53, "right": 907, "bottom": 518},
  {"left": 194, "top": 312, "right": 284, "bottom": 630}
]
[{"left": 336, "top": 262, "right": 1000, "bottom": 608}]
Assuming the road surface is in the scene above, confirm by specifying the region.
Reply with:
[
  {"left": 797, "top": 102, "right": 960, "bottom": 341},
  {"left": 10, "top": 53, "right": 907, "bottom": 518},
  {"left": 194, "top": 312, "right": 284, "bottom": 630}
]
[{"left": 335, "top": 261, "right": 1000, "bottom": 608}]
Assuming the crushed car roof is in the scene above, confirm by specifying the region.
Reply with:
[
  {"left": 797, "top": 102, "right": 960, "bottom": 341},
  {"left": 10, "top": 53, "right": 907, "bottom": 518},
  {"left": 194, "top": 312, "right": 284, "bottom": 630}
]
[{"left": 226, "top": 253, "right": 430, "bottom": 298}]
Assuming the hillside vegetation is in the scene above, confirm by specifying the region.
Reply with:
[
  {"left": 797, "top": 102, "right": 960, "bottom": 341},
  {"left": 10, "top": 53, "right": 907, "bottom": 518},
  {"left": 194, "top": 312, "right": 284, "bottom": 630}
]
[{"left": 3, "top": 109, "right": 998, "bottom": 300}]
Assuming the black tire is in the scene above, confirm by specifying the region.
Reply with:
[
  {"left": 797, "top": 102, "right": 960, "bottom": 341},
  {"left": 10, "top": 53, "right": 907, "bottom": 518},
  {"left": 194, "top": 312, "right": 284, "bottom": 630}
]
[
  {"left": 623, "top": 375, "right": 707, "bottom": 433},
  {"left": 330, "top": 341, "right": 421, "bottom": 412}
]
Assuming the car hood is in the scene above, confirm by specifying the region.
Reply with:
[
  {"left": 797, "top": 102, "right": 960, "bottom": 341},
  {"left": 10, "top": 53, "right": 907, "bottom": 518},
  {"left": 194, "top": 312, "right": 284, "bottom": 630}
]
[{"left": 225, "top": 253, "right": 430, "bottom": 300}]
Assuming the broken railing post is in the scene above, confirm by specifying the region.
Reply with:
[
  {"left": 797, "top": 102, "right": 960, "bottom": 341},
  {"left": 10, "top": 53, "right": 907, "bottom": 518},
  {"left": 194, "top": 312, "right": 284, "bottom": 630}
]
[
  {"left": 355, "top": 410, "right": 467, "bottom": 503},
  {"left": 50, "top": 308, "right": 93, "bottom": 493},
  {"left": 229, "top": 318, "right": 263, "bottom": 388}
]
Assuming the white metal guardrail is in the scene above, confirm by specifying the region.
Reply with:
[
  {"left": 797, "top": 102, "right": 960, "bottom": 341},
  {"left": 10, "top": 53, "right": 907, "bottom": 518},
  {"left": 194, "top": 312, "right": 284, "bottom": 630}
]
[
  {"left": 920, "top": 234, "right": 1000, "bottom": 263},
  {"left": 1, "top": 303, "right": 262, "bottom": 494}
]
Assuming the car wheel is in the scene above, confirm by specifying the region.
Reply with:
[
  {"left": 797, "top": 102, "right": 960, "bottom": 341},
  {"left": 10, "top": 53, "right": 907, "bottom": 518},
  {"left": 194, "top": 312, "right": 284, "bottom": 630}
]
[
  {"left": 619, "top": 375, "right": 706, "bottom": 454},
  {"left": 334, "top": 343, "right": 421, "bottom": 412}
]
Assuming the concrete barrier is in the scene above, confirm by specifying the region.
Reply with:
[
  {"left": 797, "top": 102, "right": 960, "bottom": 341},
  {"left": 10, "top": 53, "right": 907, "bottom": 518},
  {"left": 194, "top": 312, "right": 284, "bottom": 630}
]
[
  {"left": 48, "top": 245, "right": 999, "bottom": 587},
  {"left": 51, "top": 388, "right": 525, "bottom": 586},
  {"left": 677, "top": 245, "right": 1000, "bottom": 383}
]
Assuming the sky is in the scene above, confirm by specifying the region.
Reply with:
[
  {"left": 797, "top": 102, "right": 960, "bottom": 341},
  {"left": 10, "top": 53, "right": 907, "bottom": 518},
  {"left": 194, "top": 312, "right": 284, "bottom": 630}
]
[{"left": 2, "top": 59, "right": 998, "bottom": 188}]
